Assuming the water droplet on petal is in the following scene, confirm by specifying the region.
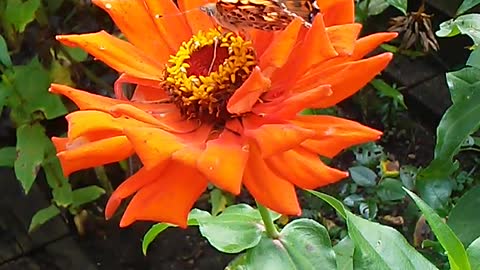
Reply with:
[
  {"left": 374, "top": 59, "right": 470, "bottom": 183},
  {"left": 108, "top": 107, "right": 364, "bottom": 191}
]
[
  {"left": 208, "top": 166, "right": 214, "bottom": 171},
  {"left": 241, "top": 145, "right": 250, "bottom": 152},
  {"left": 99, "top": 45, "right": 106, "bottom": 51},
  {"left": 105, "top": 3, "right": 112, "bottom": 9}
]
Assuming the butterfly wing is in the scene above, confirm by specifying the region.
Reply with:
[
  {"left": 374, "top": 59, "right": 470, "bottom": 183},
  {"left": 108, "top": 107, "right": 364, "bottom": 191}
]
[{"left": 277, "top": 0, "right": 319, "bottom": 22}]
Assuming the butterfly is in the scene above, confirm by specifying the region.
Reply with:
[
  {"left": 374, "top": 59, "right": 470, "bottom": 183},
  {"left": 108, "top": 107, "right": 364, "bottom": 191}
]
[{"left": 200, "top": 0, "right": 320, "bottom": 33}]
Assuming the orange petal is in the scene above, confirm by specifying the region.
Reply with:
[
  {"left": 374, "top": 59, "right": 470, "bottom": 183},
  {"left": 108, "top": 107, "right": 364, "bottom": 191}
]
[
  {"left": 251, "top": 30, "right": 275, "bottom": 57},
  {"left": 259, "top": 18, "right": 303, "bottom": 75},
  {"left": 177, "top": 0, "right": 213, "bottom": 34},
  {"left": 265, "top": 147, "right": 348, "bottom": 189},
  {"left": 326, "top": 24, "right": 362, "bottom": 56},
  {"left": 57, "top": 136, "right": 134, "bottom": 176},
  {"left": 254, "top": 85, "right": 332, "bottom": 118},
  {"left": 291, "top": 115, "right": 382, "bottom": 158},
  {"left": 143, "top": 0, "right": 192, "bottom": 51},
  {"left": 197, "top": 130, "right": 248, "bottom": 195},
  {"left": 227, "top": 67, "right": 271, "bottom": 115},
  {"left": 243, "top": 116, "right": 315, "bottom": 158},
  {"left": 52, "top": 137, "right": 68, "bottom": 152},
  {"left": 50, "top": 84, "right": 122, "bottom": 110},
  {"left": 243, "top": 144, "right": 300, "bottom": 216},
  {"left": 66, "top": 110, "right": 153, "bottom": 140},
  {"left": 351, "top": 32, "right": 398, "bottom": 60},
  {"left": 319, "top": 0, "right": 354, "bottom": 26},
  {"left": 123, "top": 127, "right": 185, "bottom": 169},
  {"left": 120, "top": 161, "right": 208, "bottom": 228},
  {"left": 105, "top": 163, "right": 167, "bottom": 219},
  {"left": 93, "top": 0, "right": 172, "bottom": 61},
  {"left": 57, "top": 31, "right": 164, "bottom": 80},
  {"left": 295, "top": 53, "right": 394, "bottom": 107}
]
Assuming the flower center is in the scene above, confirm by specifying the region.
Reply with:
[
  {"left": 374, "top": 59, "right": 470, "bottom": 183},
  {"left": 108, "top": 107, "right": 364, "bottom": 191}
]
[{"left": 164, "top": 28, "right": 257, "bottom": 124}]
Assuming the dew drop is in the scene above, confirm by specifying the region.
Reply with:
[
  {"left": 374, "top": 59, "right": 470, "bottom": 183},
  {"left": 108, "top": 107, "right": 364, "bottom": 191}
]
[
  {"left": 241, "top": 145, "right": 250, "bottom": 152},
  {"left": 105, "top": 3, "right": 112, "bottom": 9},
  {"left": 155, "top": 14, "right": 161, "bottom": 19},
  {"left": 99, "top": 45, "right": 106, "bottom": 51},
  {"left": 208, "top": 166, "right": 214, "bottom": 171}
]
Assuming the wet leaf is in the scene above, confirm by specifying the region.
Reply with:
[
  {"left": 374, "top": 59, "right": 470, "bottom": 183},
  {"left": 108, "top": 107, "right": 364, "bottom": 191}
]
[
  {"left": 244, "top": 219, "right": 336, "bottom": 270},
  {"left": 467, "top": 48, "right": 480, "bottom": 69},
  {"left": 29, "top": 204, "right": 60, "bottom": 232},
  {"left": 445, "top": 66, "right": 480, "bottom": 104},
  {"left": 448, "top": 185, "right": 480, "bottom": 247},
  {"left": 437, "top": 14, "right": 480, "bottom": 46},
  {"left": 197, "top": 204, "right": 264, "bottom": 253},
  {"left": 405, "top": 189, "right": 471, "bottom": 270}
]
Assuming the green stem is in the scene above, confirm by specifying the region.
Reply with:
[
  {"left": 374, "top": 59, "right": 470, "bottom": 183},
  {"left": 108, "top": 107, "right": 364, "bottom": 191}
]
[
  {"left": 256, "top": 201, "right": 279, "bottom": 239},
  {"left": 94, "top": 166, "right": 114, "bottom": 195}
]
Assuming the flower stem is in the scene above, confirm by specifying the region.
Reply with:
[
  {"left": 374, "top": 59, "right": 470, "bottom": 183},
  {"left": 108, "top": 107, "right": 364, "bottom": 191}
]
[{"left": 256, "top": 201, "right": 279, "bottom": 239}]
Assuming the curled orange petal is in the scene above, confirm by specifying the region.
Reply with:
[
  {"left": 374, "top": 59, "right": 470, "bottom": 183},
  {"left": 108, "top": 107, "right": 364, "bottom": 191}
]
[{"left": 227, "top": 67, "right": 271, "bottom": 115}]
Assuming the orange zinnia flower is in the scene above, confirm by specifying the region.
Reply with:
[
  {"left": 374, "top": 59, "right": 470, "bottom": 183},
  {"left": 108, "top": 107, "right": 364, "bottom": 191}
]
[{"left": 50, "top": 0, "right": 397, "bottom": 228}]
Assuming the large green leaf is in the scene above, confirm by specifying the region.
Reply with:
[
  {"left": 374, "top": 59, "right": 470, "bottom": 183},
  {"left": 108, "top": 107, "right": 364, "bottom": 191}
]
[
  {"left": 405, "top": 189, "right": 471, "bottom": 270},
  {"left": 244, "top": 219, "right": 336, "bottom": 270},
  {"left": 4, "top": 0, "right": 41, "bottom": 32},
  {"left": 468, "top": 49, "right": 480, "bottom": 69},
  {"left": 347, "top": 211, "right": 437, "bottom": 270},
  {"left": 437, "top": 14, "right": 480, "bottom": 46},
  {"left": 448, "top": 185, "right": 480, "bottom": 247},
  {"left": 309, "top": 190, "right": 437, "bottom": 270},
  {"left": 15, "top": 123, "right": 49, "bottom": 193},
  {"left": 445, "top": 67, "right": 480, "bottom": 104},
  {"left": 457, "top": 0, "right": 480, "bottom": 15},
  {"left": 197, "top": 204, "right": 265, "bottom": 253},
  {"left": 43, "top": 143, "right": 73, "bottom": 207},
  {"left": 467, "top": 237, "right": 480, "bottom": 270}
]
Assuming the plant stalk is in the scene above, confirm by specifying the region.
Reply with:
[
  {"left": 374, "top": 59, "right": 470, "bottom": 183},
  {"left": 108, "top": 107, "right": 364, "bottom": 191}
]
[{"left": 256, "top": 201, "right": 280, "bottom": 239}]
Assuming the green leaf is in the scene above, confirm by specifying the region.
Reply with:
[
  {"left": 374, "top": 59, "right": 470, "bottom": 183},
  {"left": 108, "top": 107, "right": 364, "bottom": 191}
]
[
  {"left": 28, "top": 204, "right": 61, "bottom": 232},
  {"left": 197, "top": 204, "right": 264, "bottom": 253},
  {"left": 0, "top": 35, "right": 12, "bottom": 67},
  {"left": 308, "top": 190, "right": 437, "bottom": 270},
  {"left": 376, "top": 178, "right": 406, "bottom": 201},
  {"left": 457, "top": 0, "right": 480, "bottom": 15},
  {"left": 210, "top": 188, "right": 227, "bottom": 216},
  {"left": 244, "top": 219, "right": 336, "bottom": 270},
  {"left": 142, "top": 223, "right": 171, "bottom": 255},
  {"left": 448, "top": 185, "right": 480, "bottom": 247},
  {"left": 334, "top": 237, "right": 354, "bottom": 270},
  {"left": 71, "top": 186, "right": 105, "bottom": 208},
  {"left": 15, "top": 123, "right": 50, "bottom": 193},
  {"left": 468, "top": 49, "right": 480, "bottom": 69},
  {"left": 0, "top": 147, "right": 16, "bottom": 167},
  {"left": 437, "top": 14, "right": 480, "bottom": 47},
  {"left": 43, "top": 151, "right": 73, "bottom": 207},
  {"left": 347, "top": 211, "right": 438, "bottom": 270},
  {"left": 405, "top": 189, "right": 471, "bottom": 270},
  {"left": 307, "top": 190, "right": 347, "bottom": 219},
  {"left": 445, "top": 67, "right": 480, "bottom": 104},
  {"left": 187, "top": 208, "right": 212, "bottom": 226},
  {"left": 12, "top": 57, "right": 67, "bottom": 121},
  {"left": 61, "top": 46, "right": 88, "bottom": 62},
  {"left": 358, "top": 0, "right": 390, "bottom": 16},
  {"left": 467, "top": 237, "right": 480, "bottom": 270},
  {"left": 370, "top": 79, "right": 407, "bottom": 109},
  {"left": 4, "top": 0, "right": 41, "bottom": 33},
  {"left": 349, "top": 166, "right": 377, "bottom": 187},
  {"left": 385, "top": 0, "right": 407, "bottom": 15}
]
